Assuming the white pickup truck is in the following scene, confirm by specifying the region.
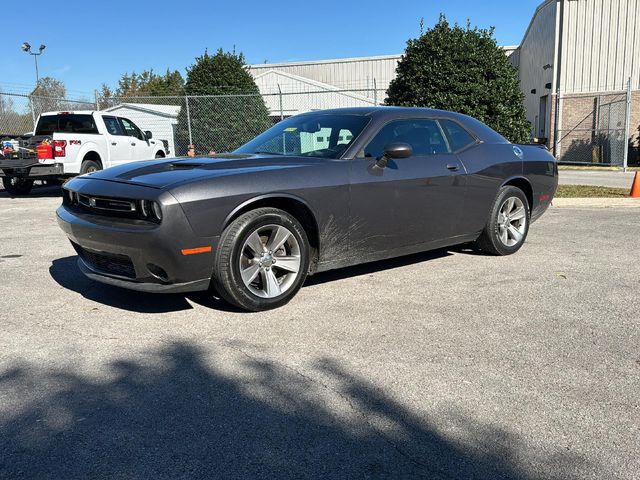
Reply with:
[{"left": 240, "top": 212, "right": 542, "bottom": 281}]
[{"left": 0, "top": 111, "right": 168, "bottom": 195}]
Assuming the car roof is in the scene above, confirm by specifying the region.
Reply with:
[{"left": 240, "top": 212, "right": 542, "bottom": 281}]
[
  {"left": 40, "top": 110, "right": 95, "bottom": 116},
  {"left": 300, "top": 106, "right": 470, "bottom": 121}
]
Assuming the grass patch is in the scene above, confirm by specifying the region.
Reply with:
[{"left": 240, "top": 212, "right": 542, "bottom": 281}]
[
  {"left": 555, "top": 185, "right": 630, "bottom": 198},
  {"left": 558, "top": 165, "right": 640, "bottom": 171}
]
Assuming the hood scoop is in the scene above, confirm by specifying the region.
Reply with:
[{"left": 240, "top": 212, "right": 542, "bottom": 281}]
[{"left": 170, "top": 162, "right": 205, "bottom": 170}]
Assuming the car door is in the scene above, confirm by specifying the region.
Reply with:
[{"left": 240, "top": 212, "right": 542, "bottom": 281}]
[
  {"left": 101, "top": 115, "right": 132, "bottom": 167},
  {"left": 119, "top": 117, "right": 153, "bottom": 160},
  {"left": 348, "top": 118, "right": 467, "bottom": 254}
]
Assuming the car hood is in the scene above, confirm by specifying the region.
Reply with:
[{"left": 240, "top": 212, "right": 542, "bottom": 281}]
[{"left": 81, "top": 154, "right": 330, "bottom": 189}]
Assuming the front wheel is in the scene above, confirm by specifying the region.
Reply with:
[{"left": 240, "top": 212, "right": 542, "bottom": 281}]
[
  {"left": 212, "top": 207, "right": 310, "bottom": 311},
  {"left": 475, "top": 185, "right": 530, "bottom": 256},
  {"left": 2, "top": 177, "right": 34, "bottom": 196}
]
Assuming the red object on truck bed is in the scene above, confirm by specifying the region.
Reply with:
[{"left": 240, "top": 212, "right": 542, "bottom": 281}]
[{"left": 36, "top": 144, "right": 53, "bottom": 160}]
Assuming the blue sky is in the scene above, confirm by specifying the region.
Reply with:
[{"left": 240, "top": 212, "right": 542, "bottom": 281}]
[{"left": 1, "top": 0, "right": 541, "bottom": 98}]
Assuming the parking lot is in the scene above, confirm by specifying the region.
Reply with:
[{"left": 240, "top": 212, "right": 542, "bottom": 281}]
[{"left": 1, "top": 189, "right": 639, "bottom": 479}]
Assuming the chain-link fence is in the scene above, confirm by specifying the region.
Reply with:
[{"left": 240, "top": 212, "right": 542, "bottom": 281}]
[
  {"left": 556, "top": 89, "right": 631, "bottom": 166},
  {"left": 96, "top": 87, "right": 386, "bottom": 156},
  {"left": 0, "top": 91, "right": 96, "bottom": 137}
]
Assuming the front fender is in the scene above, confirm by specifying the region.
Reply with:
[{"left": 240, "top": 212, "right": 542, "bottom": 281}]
[{"left": 222, "top": 192, "right": 318, "bottom": 229}]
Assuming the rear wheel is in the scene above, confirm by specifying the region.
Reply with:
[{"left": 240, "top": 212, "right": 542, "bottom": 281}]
[
  {"left": 155, "top": 152, "right": 165, "bottom": 159},
  {"left": 2, "top": 177, "right": 34, "bottom": 195},
  {"left": 475, "top": 185, "right": 530, "bottom": 256},
  {"left": 80, "top": 159, "right": 102, "bottom": 175},
  {"left": 212, "top": 208, "right": 310, "bottom": 311}
]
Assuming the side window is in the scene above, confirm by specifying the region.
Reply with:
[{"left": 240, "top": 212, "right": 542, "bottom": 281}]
[
  {"left": 120, "top": 118, "right": 145, "bottom": 141},
  {"left": 362, "top": 119, "right": 450, "bottom": 159},
  {"left": 439, "top": 119, "right": 477, "bottom": 152},
  {"left": 102, "top": 116, "right": 125, "bottom": 136}
]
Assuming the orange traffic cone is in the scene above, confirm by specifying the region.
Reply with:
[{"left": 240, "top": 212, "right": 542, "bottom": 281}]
[{"left": 630, "top": 172, "right": 640, "bottom": 198}]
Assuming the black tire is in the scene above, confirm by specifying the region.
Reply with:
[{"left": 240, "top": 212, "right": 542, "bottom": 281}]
[
  {"left": 475, "top": 185, "right": 530, "bottom": 256},
  {"left": 2, "top": 177, "right": 34, "bottom": 196},
  {"left": 80, "top": 159, "right": 102, "bottom": 175},
  {"left": 155, "top": 152, "right": 165, "bottom": 159},
  {"left": 212, "top": 207, "right": 310, "bottom": 311}
]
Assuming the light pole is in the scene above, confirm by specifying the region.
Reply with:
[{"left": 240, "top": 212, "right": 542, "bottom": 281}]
[{"left": 21, "top": 42, "right": 46, "bottom": 87}]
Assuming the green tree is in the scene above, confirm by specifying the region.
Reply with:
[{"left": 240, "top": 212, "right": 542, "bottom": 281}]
[
  {"left": 115, "top": 69, "right": 184, "bottom": 97},
  {"left": 386, "top": 16, "right": 531, "bottom": 143},
  {"left": 175, "top": 48, "right": 272, "bottom": 155},
  {"left": 141, "top": 69, "right": 185, "bottom": 96}
]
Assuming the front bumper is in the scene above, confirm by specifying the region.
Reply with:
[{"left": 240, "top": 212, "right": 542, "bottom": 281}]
[
  {"left": 56, "top": 182, "right": 219, "bottom": 293},
  {"left": 78, "top": 259, "right": 210, "bottom": 293}
]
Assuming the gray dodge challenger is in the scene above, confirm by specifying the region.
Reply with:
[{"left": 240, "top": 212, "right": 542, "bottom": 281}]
[{"left": 57, "top": 107, "right": 558, "bottom": 311}]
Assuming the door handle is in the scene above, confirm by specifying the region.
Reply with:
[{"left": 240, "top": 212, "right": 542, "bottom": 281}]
[
  {"left": 131, "top": 143, "right": 136, "bottom": 146},
  {"left": 111, "top": 142, "right": 117, "bottom": 146},
  {"left": 446, "top": 164, "right": 460, "bottom": 171}
]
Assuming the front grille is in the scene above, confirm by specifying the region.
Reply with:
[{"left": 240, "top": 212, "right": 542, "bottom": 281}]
[
  {"left": 72, "top": 242, "right": 136, "bottom": 279},
  {"left": 63, "top": 189, "right": 140, "bottom": 220},
  {"left": 62, "top": 188, "right": 160, "bottom": 224},
  {"left": 78, "top": 194, "right": 137, "bottom": 213}
]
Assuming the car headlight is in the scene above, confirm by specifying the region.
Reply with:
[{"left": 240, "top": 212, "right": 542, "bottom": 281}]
[
  {"left": 152, "top": 201, "right": 162, "bottom": 221},
  {"left": 139, "top": 200, "right": 162, "bottom": 223}
]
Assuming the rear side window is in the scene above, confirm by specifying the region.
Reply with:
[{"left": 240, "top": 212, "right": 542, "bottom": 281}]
[
  {"left": 439, "top": 119, "right": 477, "bottom": 152},
  {"left": 35, "top": 114, "right": 98, "bottom": 135}
]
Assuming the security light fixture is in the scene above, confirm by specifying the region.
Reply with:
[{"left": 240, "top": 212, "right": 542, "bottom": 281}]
[{"left": 21, "top": 41, "right": 46, "bottom": 85}]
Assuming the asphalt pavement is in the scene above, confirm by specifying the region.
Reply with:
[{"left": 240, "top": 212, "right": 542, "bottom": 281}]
[{"left": 1, "top": 190, "right": 639, "bottom": 479}]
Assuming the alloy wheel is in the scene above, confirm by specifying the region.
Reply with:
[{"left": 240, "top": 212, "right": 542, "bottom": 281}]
[
  {"left": 239, "top": 224, "right": 301, "bottom": 298},
  {"left": 497, "top": 197, "right": 527, "bottom": 247}
]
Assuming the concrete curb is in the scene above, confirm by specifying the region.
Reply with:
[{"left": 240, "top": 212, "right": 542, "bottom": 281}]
[{"left": 552, "top": 197, "right": 640, "bottom": 208}]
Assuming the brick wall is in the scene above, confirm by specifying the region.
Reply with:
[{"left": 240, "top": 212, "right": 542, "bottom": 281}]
[{"left": 553, "top": 90, "right": 638, "bottom": 165}]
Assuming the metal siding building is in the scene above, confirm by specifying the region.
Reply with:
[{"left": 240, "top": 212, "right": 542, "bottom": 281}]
[
  {"left": 560, "top": 0, "right": 640, "bottom": 92},
  {"left": 249, "top": 55, "right": 402, "bottom": 91},
  {"left": 514, "top": 0, "right": 640, "bottom": 165}
]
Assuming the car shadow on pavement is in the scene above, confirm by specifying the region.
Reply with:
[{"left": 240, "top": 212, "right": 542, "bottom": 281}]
[
  {"left": 305, "top": 248, "right": 453, "bottom": 286},
  {"left": 0, "top": 185, "right": 62, "bottom": 199},
  {"left": 51, "top": 249, "right": 467, "bottom": 313},
  {"left": 0, "top": 341, "right": 595, "bottom": 479},
  {"left": 49, "top": 256, "right": 196, "bottom": 313}
]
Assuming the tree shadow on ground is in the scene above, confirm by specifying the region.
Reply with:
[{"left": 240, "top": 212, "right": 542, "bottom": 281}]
[{"left": 0, "top": 341, "right": 594, "bottom": 479}]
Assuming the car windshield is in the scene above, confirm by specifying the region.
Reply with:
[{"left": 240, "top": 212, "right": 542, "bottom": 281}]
[{"left": 235, "top": 114, "right": 370, "bottom": 159}]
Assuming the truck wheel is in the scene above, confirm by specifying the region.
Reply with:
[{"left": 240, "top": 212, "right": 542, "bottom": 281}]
[
  {"left": 2, "top": 177, "right": 34, "bottom": 196},
  {"left": 155, "top": 152, "right": 165, "bottom": 159},
  {"left": 80, "top": 159, "right": 102, "bottom": 174}
]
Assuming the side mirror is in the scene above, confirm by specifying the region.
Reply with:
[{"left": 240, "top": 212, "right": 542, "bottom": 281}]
[
  {"left": 376, "top": 142, "right": 412, "bottom": 168},
  {"left": 145, "top": 130, "right": 153, "bottom": 140}
]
